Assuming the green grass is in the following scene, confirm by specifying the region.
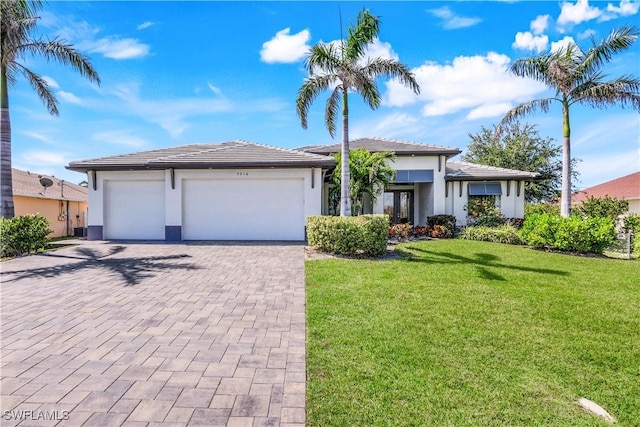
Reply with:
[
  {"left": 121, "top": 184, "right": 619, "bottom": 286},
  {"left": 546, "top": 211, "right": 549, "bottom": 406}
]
[{"left": 306, "top": 239, "right": 640, "bottom": 426}]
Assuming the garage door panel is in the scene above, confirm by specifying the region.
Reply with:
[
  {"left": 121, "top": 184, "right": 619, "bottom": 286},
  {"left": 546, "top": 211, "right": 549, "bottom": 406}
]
[
  {"left": 104, "top": 180, "right": 165, "bottom": 240},
  {"left": 182, "top": 178, "right": 304, "bottom": 240}
]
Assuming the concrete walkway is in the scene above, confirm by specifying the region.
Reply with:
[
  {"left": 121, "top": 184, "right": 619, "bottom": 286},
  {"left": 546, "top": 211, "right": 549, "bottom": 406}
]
[{"left": 0, "top": 242, "right": 306, "bottom": 426}]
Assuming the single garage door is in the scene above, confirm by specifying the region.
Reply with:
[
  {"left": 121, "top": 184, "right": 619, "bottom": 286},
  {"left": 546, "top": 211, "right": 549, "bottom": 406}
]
[
  {"left": 182, "top": 178, "right": 305, "bottom": 240},
  {"left": 104, "top": 180, "right": 165, "bottom": 240}
]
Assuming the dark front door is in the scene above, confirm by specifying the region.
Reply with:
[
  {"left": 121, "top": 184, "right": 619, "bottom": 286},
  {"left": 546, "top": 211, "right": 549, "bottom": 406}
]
[{"left": 383, "top": 190, "right": 414, "bottom": 224}]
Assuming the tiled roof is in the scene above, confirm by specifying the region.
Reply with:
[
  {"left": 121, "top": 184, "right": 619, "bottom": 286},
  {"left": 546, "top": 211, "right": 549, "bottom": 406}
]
[
  {"left": 12, "top": 168, "right": 87, "bottom": 202},
  {"left": 299, "top": 137, "right": 461, "bottom": 156},
  {"left": 572, "top": 171, "right": 640, "bottom": 203},
  {"left": 67, "top": 141, "right": 336, "bottom": 171},
  {"left": 445, "top": 162, "right": 541, "bottom": 181}
]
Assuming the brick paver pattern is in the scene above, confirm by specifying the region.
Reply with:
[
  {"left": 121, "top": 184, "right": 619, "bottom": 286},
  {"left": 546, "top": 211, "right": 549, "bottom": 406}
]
[{"left": 0, "top": 242, "right": 306, "bottom": 426}]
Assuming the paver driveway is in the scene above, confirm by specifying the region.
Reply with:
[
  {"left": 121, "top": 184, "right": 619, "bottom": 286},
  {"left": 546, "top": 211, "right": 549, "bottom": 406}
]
[{"left": 0, "top": 242, "right": 306, "bottom": 427}]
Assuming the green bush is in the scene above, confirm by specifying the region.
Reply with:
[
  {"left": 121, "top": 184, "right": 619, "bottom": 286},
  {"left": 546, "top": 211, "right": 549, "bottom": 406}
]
[
  {"left": 427, "top": 215, "right": 456, "bottom": 229},
  {"left": 520, "top": 213, "right": 617, "bottom": 254},
  {"left": 460, "top": 225, "right": 525, "bottom": 245},
  {"left": 307, "top": 214, "right": 389, "bottom": 257},
  {"left": 525, "top": 203, "right": 560, "bottom": 217},
  {"left": 574, "top": 195, "right": 628, "bottom": 222},
  {"left": 0, "top": 214, "right": 53, "bottom": 258},
  {"left": 467, "top": 214, "right": 504, "bottom": 228}
]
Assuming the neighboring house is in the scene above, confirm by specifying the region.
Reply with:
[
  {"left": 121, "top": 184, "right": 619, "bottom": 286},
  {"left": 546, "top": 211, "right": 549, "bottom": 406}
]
[
  {"left": 572, "top": 171, "right": 640, "bottom": 214},
  {"left": 67, "top": 138, "right": 539, "bottom": 242},
  {"left": 12, "top": 168, "right": 88, "bottom": 238}
]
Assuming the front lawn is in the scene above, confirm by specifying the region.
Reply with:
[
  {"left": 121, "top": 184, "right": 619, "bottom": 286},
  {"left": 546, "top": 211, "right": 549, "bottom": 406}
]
[{"left": 306, "top": 239, "right": 640, "bottom": 426}]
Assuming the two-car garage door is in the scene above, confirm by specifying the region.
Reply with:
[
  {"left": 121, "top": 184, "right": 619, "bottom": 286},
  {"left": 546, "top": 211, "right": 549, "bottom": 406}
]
[{"left": 182, "top": 178, "right": 305, "bottom": 241}]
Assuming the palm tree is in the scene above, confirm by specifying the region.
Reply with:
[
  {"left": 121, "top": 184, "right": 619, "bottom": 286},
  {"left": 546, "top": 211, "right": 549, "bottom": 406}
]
[
  {"left": 331, "top": 148, "right": 396, "bottom": 215},
  {"left": 1, "top": 0, "right": 100, "bottom": 218},
  {"left": 296, "top": 9, "right": 419, "bottom": 216},
  {"left": 500, "top": 26, "right": 640, "bottom": 217}
]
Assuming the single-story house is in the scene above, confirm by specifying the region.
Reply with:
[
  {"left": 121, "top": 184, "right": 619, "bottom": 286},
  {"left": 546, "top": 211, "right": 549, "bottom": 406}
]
[
  {"left": 572, "top": 171, "right": 640, "bottom": 214},
  {"left": 67, "top": 138, "right": 540, "bottom": 241},
  {"left": 12, "top": 168, "right": 88, "bottom": 238}
]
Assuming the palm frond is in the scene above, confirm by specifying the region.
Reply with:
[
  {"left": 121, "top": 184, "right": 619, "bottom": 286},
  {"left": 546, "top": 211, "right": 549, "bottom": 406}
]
[
  {"left": 344, "top": 9, "right": 380, "bottom": 61},
  {"left": 509, "top": 55, "right": 554, "bottom": 86},
  {"left": 16, "top": 63, "right": 58, "bottom": 115},
  {"left": 498, "top": 98, "right": 554, "bottom": 131},
  {"left": 305, "top": 43, "right": 341, "bottom": 76},
  {"left": 295, "top": 74, "right": 337, "bottom": 130},
  {"left": 573, "top": 76, "right": 640, "bottom": 110},
  {"left": 363, "top": 58, "right": 420, "bottom": 94},
  {"left": 352, "top": 72, "right": 381, "bottom": 109},
  {"left": 324, "top": 86, "right": 342, "bottom": 138},
  {"left": 582, "top": 26, "right": 639, "bottom": 75},
  {"left": 18, "top": 38, "right": 101, "bottom": 85}
]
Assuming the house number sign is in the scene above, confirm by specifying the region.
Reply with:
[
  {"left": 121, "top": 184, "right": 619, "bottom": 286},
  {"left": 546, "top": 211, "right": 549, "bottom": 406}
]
[{"left": 236, "top": 172, "right": 249, "bottom": 176}]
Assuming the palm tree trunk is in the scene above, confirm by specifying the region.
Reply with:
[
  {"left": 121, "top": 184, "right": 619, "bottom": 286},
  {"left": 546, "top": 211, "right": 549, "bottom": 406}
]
[
  {"left": 340, "top": 89, "right": 352, "bottom": 216},
  {"left": 560, "top": 100, "right": 571, "bottom": 218},
  {"left": 0, "top": 63, "right": 14, "bottom": 219}
]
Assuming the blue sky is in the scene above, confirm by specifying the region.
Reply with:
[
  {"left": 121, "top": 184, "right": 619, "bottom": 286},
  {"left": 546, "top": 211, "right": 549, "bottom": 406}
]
[{"left": 10, "top": 0, "right": 640, "bottom": 188}]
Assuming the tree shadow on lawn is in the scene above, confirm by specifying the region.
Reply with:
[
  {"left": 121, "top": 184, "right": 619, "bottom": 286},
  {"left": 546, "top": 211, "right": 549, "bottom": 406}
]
[
  {"left": 2, "top": 245, "right": 201, "bottom": 286},
  {"left": 398, "top": 246, "right": 569, "bottom": 281}
]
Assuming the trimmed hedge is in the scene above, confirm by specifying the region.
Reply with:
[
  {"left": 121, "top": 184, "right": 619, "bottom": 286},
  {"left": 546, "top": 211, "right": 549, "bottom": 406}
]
[
  {"left": 520, "top": 213, "right": 617, "bottom": 254},
  {"left": 459, "top": 225, "right": 525, "bottom": 245},
  {"left": 0, "top": 214, "right": 52, "bottom": 258},
  {"left": 307, "top": 215, "right": 389, "bottom": 257}
]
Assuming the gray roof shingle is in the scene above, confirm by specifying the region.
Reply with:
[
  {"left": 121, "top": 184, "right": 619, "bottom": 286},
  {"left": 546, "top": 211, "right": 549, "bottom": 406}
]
[
  {"left": 12, "top": 168, "right": 87, "bottom": 202},
  {"left": 299, "top": 137, "right": 461, "bottom": 156},
  {"left": 67, "top": 141, "right": 336, "bottom": 172},
  {"left": 446, "top": 162, "right": 540, "bottom": 181}
]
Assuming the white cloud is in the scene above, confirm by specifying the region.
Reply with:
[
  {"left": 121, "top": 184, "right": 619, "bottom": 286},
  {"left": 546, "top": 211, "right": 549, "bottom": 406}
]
[
  {"left": 530, "top": 15, "right": 550, "bottom": 35},
  {"left": 86, "top": 37, "right": 150, "bottom": 59},
  {"left": 137, "top": 21, "right": 155, "bottom": 30},
  {"left": 57, "top": 91, "right": 82, "bottom": 104},
  {"left": 363, "top": 39, "right": 399, "bottom": 62},
  {"left": 428, "top": 6, "right": 482, "bottom": 29},
  {"left": 22, "top": 131, "right": 55, "bottom": 144},
  {"left": 557, "top": 0, "right": 602, "bottom": 28},
  {"left": 207, "top": 82, "right": 223, "bottom": 96},
  {"left": 91, "top": 130, "right": 149, "bottom": 148},
  {"left": 42, "top": 76, "right": 60, "bottom": 89},
  {"left": 607, "top": 0, "right": 640, "bottom": 16},
  {"left": 578, "top": 29, "right": 597, "bottom": 39},
  {"left": 513, "top": 32, "right": 549, "bottom": 52},
  {"left": 21, "top": 150, "right": 67, "bottom": 167},
  {"left": 260, "top": 28, "right": 311, "bottom": 63},
  {"left": 551, "top": 36, "right": 577, "bottom": 53},
  {"left": 384, "top": 52, "right": 548, "bottom": 120}
]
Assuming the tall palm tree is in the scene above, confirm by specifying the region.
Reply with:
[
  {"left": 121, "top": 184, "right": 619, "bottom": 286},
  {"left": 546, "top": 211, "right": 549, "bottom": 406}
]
[
  {"left": 296, "top": 9, "right": 419, "bottom": 216},
  {"left": 500, "top": 26, "right": 640, "bottom": 217},
  {"left": 1, "top": 0, "right": 100, "bottom": 218}
]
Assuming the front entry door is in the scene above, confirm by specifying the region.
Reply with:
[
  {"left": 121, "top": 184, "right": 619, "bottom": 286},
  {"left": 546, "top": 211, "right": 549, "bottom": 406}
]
[{"left": 383, "top": 190, "right": 414, "bottom": 224}]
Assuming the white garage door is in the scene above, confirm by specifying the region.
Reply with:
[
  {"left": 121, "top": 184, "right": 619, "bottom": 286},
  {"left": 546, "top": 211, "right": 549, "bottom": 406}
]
[
  {"left": 182, "top": 178, "right": 305, "bottom": 240},
  {"left": 104, "top": 180, "right": 165, "bottom": 240}
]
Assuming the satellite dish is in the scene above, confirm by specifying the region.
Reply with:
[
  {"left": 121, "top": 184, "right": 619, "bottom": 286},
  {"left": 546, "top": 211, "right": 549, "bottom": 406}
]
[{"left": 39, "top": 177, "right": 53, "bottom": 188}]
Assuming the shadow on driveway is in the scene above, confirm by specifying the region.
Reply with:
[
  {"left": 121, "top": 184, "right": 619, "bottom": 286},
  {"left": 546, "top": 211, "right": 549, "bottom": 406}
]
[{"left": 2, "top": 245, "right": 201, "bottom": 286}]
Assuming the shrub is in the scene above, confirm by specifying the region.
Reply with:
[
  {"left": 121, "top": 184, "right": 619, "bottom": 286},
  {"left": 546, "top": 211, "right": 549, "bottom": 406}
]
[
  {"left": 503, "top": 217, "right": 525, "bottom": 229},
  {"left": 574, "top": 195, "right": 628, "bottom": 223},
  {"left": 388, "top": 223, "right": 413, "bottom": 240},
  {"left": 413, "top": 226, "right": 429, "bottom": 237},
  {"left": 520, "top": 213, "right": 617, "bottom": 254},
  {"left": 430, "top": 225, "right": 452, "bottom": 239},
  {"left": 0, "top": 214, "right": 53, "bottom": 258},
  {"left": 307, "top": 214, "right": 389, "bottom": 257},
  {"left": 427, "top": 215, "right": 456, "bottom": 229},
  {"left": 467, "top": 214, "right": 504, "bottom": 228},
  {"left": 525, "top": 203, "right": 560, "bottom": 217},
  {"left": 460, "top": 225, "right": 525, "bottom": 245}
]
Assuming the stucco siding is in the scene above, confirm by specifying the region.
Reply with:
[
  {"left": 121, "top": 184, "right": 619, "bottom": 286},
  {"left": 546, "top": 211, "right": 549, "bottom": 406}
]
[{"left": 14, "top": 196, "right": 87, "bottom": 238}]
